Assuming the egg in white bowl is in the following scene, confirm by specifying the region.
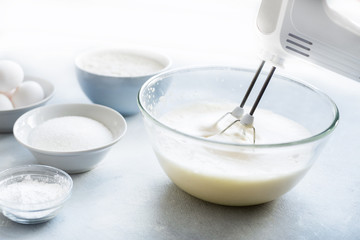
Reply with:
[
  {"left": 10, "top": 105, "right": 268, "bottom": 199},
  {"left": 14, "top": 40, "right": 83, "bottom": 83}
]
[
  {"left": 0, "top": 76, "right": 54, "bottom": 133},
  {"left": 0, "top": 60, "right": 24, "bottom": 93}
]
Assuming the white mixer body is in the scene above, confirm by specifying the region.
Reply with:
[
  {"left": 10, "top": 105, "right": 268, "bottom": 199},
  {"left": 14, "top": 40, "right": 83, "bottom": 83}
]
[{"left": 256, "top": 0, "right": 360, "bottom": 81}]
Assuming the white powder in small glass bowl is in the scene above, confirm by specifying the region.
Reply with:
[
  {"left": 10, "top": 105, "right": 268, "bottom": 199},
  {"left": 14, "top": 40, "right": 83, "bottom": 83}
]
[
  {"left": 0, "top": 165, "right": 73, "bottom": 224},
  {"left": 0, "top": 175, "right": 68, "bottom": 205}
]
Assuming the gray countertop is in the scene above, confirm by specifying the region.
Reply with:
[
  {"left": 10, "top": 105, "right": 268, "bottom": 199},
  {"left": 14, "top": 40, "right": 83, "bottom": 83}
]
[
  {"left": 0, "top": 0, "right": 360, "bottom": 238},
  {"left": 0, "top": 46, "right": 359, "bottom": 240}
]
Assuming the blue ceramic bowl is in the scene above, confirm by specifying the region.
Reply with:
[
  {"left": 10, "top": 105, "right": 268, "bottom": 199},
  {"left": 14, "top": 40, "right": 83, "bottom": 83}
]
[{"left": 75, "top": 47, "right": 171, "bottom": 116}]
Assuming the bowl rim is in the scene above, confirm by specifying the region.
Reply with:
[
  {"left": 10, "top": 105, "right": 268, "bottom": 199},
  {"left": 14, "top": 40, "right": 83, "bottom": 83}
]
[
  {"left": 0, "top": 76, "right": 55, "bottom": 113},
  {"left": 137, "top": 66, "right": 340, "bottom": 148},
  {"left": 13, "top": 103, "right": 127, "bottom": 155},
  {"left": 0, "top": 164, "right": 73, "bottom": 210},
  {"left": 74, "top": 46, "right": 172, "bottom": 78}
]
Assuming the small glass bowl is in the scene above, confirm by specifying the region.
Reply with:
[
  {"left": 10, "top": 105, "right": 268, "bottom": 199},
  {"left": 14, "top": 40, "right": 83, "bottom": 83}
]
[{"left": 0, "top": 165, "right": 73, "bottom": 224}]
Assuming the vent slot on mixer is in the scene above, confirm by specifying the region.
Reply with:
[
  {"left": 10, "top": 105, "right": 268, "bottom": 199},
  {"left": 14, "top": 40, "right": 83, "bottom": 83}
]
[{"left": 285, "top": 33, "right": 312, "bottom": 57}]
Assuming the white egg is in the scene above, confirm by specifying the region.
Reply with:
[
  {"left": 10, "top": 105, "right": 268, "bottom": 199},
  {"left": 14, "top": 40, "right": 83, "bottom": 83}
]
[
  {"left": 0, "top": 60, "right": 24, "bottom": 92},
  {"left": 11, "top": 81, "right": 45, "bottom": 108},
  {"left": 0, "top": 93, "right": 13, "bottom": 110}
]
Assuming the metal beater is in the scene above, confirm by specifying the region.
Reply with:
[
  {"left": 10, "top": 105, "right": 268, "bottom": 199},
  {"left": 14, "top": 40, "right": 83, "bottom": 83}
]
[{"left": 214, "top": 61, "right": 276, "bottom": 144}]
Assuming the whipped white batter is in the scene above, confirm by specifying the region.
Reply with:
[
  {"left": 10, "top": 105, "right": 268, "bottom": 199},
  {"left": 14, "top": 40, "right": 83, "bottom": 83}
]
[
  {"left": 155, "top": 102, "right": 313, "bottom": 206},
  {"left": 160, "top": 102, "right": 310, "bottom": 144}
]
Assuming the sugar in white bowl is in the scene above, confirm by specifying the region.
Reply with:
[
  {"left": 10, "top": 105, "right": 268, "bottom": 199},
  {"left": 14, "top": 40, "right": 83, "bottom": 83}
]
[
  {"left": 29, "top": 116, "right": 113, "bottom": 152},
  {"left": 13, "top": 104, "right": 127, "bottom": 173}
]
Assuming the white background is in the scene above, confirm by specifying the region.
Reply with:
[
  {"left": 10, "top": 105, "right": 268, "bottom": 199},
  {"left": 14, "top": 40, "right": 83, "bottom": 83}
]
[{"left": 0, "top": 0, "right": 359, "bottom": 239}]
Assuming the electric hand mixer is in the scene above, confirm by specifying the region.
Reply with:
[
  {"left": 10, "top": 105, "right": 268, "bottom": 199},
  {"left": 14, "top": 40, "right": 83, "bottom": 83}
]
[{"left": 214, "top": 0, "right": 360, "bottom": 143}]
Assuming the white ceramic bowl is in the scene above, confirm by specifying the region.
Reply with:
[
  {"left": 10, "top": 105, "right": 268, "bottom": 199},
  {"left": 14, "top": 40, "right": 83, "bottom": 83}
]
[
  {"left": 0, "top": 164, "right": 72, "bottom": 224},
  {"left": 13, "top": 104, "right": 127, "bottom": 173},
  {"left": 0, "top": 76, "right": 55, "bottom": 133},
  {"left": 75, "top": 47, "right": 171, "bottom": 116}
]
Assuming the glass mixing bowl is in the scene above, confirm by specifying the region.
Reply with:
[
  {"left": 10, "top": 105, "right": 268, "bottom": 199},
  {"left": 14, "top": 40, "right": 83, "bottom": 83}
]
[{"left": 137, "top": 66, "right": 339, "bottom": 206}]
